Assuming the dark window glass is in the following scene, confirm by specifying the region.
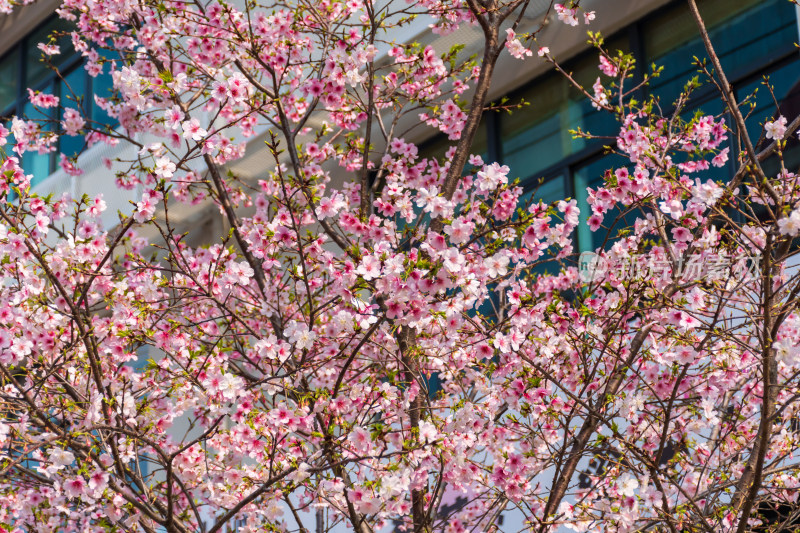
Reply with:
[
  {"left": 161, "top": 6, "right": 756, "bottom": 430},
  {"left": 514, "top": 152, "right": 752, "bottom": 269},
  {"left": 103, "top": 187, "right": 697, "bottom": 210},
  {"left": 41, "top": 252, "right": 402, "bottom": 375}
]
[
  {"left": 645, "top": 0, "right": 794, "bottom": 105},
  {"left": 501, "top": 37, "right": 627, "bottom": 183},
  {"left": 502, "top": 0, "right": 798, "bottom": 255},
  {"left": 529, "top": 174, "right": 566, "bottom": 206},
  {"left": 424, "top": 0, "right": 798, "bottom": 263},
  {"left": 26, "top": 59, "right": 52, "bottom": 93},
  {"left": 29, "top": 17, "right": 77, "bottom": 69},
  {"left": 91, "top": 50, "right": 116, "bottom": 125},
  {"left": 472, "top": 115, "right": 489, "bottom": 161},
  {"left": 736, "top": 56, "right": 800, "bottom": 219},
  {"left": 59, "top": 66, "right": 89, "bottom": 158},
  {"left": 774, "top": 68, "right": 800, "bottom": 176},
  {"left": 60, "top": 64, "right": 87, "bottom": 111},
  {"left": 502, "top": 74, "right": 567, "bottom": 180},
  {"left": 643, "top": 0, "right": 759, "bottom": 63},
  {"left": 25, "top": 18, "right": 77, "bottom": 91},
  {"left": 0, "top": 48, "right": 20, "bottom": 115}
]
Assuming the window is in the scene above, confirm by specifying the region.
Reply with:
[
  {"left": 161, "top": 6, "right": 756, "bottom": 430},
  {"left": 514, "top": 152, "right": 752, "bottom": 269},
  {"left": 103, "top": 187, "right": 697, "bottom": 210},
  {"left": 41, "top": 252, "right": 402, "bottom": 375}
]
[
  {"left": 0, "top": 16, "right": 113, "bottom": 186},
  {"left": 497, "top": 0, "right": 798, "bottom": 255},
  {"left": 500, "top": 35, "right": 628, "bottom": 186},
  {"left": 644, "top": 0, "right": 795, "bottom": 105}
]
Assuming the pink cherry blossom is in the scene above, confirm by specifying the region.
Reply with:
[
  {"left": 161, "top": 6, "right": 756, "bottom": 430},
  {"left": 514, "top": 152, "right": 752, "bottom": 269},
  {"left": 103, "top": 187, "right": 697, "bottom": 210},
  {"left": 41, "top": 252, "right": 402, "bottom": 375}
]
[
  {"left": 765, "top": 115, "right": 787, "bottom": 140},
  {"left": 61, "top": 108, "right": 85, "bottom": 136}
]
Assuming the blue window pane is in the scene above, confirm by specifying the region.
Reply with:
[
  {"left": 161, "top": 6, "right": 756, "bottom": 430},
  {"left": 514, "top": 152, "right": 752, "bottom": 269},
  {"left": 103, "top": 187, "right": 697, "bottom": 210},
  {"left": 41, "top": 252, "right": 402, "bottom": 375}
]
[
  {"left": 0, "top": 48, "right": 20, "bottom": 115},
  {"left": 23, "top": 151, "right": 53, "bottom": 188},
  {"left": 778, "top": 82, "right": 800, "bottom": 175},
  {"left": 426, "top": 373, "right": 442, "bottom": 398},
  {"left": 503, "top": 110, "right": 565, "bottom": 180},
  {"left": 713, "top": 0, "right": 796, "bottom": 80},
  {"left": 502, "top": 73, "right": 569, "bottom": 181},
  {"left": 568, "top": 98, "right": 616, "bottom": 148},
  {"left": 90, "top": 52, "right": 116, "bottom": 126},
  {"left": 59, "top": 124, "right": 84, "bottom": 158},
  {"left": 59, "top": 67, "right": 88, "bottom": 157},
  {"left": 26, "top": 60, "right": 52, "bottom": 93},
  {"left": 529, "top": 175, "right": 566, "bottom": 205},
  {"left": 562, "top": 49, "right": 623, "bottom": 149},
  {"left": 472, "top": 115, "right": 488, "bottom": 160},
  {"left": 23, "top": 98, "right": 53, "bottom": 123},
  {"left": 735, "top": 56, "right": 800, "bottom": 204},
  {"left": 60, "top": 65, "right": 87, "bottom": 111},
  {"left": 1, "top": 17, "right": 92, "bottom": 190}
]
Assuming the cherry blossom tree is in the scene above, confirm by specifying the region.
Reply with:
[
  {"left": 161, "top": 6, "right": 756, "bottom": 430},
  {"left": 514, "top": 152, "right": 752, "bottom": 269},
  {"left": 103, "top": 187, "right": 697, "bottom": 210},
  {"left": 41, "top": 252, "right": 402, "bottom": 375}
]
[{"left": 1, "top": 0, "right": 800, "bottom": 531}]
